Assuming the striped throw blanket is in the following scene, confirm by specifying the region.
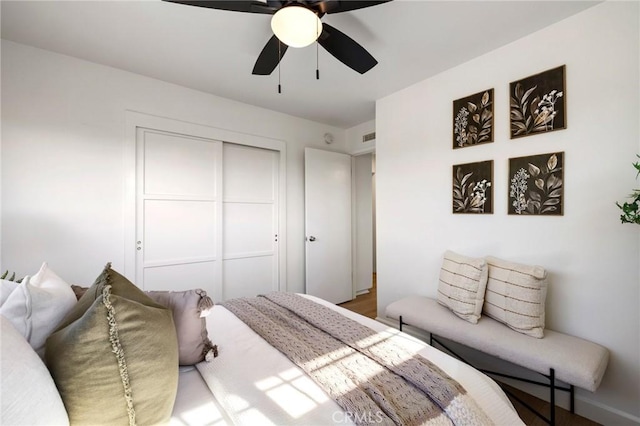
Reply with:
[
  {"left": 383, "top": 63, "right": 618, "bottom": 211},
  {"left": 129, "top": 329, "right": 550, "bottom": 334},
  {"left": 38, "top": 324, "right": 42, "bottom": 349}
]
[{"left": 222, "top": 293, "right": 492, "bottom": 426}]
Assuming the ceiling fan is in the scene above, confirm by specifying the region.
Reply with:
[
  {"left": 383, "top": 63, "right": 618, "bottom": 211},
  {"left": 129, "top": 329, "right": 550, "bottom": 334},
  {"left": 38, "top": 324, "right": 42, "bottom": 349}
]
[{"left": 164, "top": 1, "right": 391, "bottom": 76}]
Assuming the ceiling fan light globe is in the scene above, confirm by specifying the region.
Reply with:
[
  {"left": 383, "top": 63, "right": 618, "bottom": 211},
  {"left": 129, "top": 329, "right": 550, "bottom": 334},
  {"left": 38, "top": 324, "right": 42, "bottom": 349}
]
[{"left": 271, "top": 6, "right": 322, "bottom": 48}]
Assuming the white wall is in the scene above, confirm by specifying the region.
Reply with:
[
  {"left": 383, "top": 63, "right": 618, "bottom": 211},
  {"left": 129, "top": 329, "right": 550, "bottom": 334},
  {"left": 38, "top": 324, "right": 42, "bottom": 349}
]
[
  {"left": 0, "top": 40, "right": 347, "bottom": 293},
  {"left": 346, "top": 119, "right": 375, "bottom": 155},
  {"left": 376, "top": 2, "right": 639, "bottom": 423}
]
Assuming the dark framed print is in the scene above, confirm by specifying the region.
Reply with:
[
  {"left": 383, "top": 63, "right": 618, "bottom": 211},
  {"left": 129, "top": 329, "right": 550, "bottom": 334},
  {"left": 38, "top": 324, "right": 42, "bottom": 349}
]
[
  {"left": 453, "top": 160, "right": 493, "bottom": 214},
  {"left": 510, "top": 65, "right": 566, "bottom": 139},
  {"left": 508, "top": 152, "right": 564, "bottom": 215},
  {"left": 453, "top": 89, "right": 494, "bottom": 149}
]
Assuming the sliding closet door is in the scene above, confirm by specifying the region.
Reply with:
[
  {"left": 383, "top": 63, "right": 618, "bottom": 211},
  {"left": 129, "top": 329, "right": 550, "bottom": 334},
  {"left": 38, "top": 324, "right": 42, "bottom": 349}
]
[
  {"left": 135, "top": 129, "right": 223, "bottom": 299},
  {"left": 222, "top": 144, "right": 279, "bottom": 299}
]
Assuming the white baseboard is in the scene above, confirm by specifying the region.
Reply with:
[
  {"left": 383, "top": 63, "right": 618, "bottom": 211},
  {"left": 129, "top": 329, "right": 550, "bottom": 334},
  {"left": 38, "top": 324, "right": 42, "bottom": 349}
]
[{"left": 374, "top": 317, "right": 639, "bottom": 425}]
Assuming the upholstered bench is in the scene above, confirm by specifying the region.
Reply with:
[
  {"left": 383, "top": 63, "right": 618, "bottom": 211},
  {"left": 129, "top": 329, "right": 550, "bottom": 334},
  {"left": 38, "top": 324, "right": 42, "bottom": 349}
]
[{"left": 385, "top": 296, "right": 609, "bottom": 425}]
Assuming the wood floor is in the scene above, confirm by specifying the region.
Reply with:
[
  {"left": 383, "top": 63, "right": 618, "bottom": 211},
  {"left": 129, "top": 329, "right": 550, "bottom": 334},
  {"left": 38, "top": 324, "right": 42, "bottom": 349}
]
[
  {"left": 338, "top": 275, "right": 600, "bottom": 426},
  {"left": 338, "top": 274, "right": 377, "bottom": 319}
]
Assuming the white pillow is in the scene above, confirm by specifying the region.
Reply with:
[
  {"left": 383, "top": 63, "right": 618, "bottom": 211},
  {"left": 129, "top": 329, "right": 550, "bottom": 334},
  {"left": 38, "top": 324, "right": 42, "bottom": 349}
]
[
  {"left": 483, "top": 256, "right": 548, "bottom": 338},
  {"left": 0, "top": 262, "right": 77, "bottom": 356},
  {"left": 0, "top": 279, "right": 19, "bottom": 305},
  {"left": 1, "top": 316, "right": 69, "bottom": 425},
  {"left": 437, "top": 250, "right": 489, "bottom": 324}
]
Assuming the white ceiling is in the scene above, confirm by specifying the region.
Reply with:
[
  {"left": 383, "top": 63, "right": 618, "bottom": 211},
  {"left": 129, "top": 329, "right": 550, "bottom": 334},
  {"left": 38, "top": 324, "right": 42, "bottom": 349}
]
[{"left": 1, "top": 0, "right": 599, "bottom": 129}]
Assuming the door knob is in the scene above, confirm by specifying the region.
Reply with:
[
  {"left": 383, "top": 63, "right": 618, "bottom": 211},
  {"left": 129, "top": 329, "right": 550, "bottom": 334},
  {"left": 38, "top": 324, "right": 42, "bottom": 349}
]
[{"left": 308, "top": 236, "right": 316, "bottom": 242}]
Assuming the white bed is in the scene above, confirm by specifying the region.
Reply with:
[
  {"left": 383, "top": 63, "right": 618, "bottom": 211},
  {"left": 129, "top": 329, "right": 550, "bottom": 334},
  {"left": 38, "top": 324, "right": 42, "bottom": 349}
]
[{"left": 171, "top": 294, "right": 524, "bottom": 425}]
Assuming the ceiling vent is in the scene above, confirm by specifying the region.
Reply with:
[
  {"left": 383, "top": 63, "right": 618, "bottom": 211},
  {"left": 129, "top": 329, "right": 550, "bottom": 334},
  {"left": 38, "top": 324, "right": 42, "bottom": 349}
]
[{"left": 362, "top": 132, "right": 376, "bottom": 143}]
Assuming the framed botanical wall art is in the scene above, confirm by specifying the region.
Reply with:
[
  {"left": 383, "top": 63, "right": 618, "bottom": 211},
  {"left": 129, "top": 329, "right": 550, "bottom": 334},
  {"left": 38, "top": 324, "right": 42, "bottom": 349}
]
[
  {"left": 453, "top": 160, "right": 493, "bottom": 214},
  {"left": 510, "top": 65, "right": 566, "bottom": 139},
  {"left": 509, "top": 152, "right": 564, "bottom": 215},
  {"left": 453, "top": 89, "right": 494, "bottom": 149}
]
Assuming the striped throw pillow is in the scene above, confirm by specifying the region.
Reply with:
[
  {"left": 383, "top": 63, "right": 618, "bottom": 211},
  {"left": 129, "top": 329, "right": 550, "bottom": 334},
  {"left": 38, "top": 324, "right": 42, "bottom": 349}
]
[
  {"left": 437, "top": 250, "right": 488, "bottom": 324},
  {"left": 483, "top": 256, "right": 548, "bottom": 338}
]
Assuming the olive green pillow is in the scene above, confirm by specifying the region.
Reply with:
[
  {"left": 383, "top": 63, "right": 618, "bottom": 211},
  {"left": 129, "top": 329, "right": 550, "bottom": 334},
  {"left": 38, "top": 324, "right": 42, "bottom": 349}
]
[{"left": 45, "top": 263, "right": 179, "bottom": 425}]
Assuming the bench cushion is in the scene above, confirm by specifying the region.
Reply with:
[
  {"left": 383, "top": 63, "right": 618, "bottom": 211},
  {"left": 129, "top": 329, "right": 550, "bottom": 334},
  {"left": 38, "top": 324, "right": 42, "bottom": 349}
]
[{"left": 385, "top": 296, "right": 608, "bottom": 392}]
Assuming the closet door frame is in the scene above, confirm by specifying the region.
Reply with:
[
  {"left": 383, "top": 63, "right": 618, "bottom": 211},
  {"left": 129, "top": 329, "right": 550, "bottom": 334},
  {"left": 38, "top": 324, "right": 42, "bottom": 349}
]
[{"left": 123, "top": 111, "right": 287, "bottom": 297}]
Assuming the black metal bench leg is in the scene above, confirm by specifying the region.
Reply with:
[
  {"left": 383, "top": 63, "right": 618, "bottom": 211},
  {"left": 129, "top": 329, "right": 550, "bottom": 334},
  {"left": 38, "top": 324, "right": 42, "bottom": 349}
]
[
  {"left": 550, "top": 368, "right": 556, "bottom": 426},
  {"left": 399, "top": 315, "right": 403, "bottom": 332},
  {"left": 570, "top": 384, "right": 575, "bottom": 413}
]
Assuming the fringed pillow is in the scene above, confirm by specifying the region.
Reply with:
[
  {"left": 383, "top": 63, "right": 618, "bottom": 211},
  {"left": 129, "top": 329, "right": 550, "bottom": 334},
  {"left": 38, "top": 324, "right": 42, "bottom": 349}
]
[
  {"left": 146, "top": 289, "right": 218, "bottom": 365},
  {"left": 45, "top": 263, "right": 179, "bottom": 425}
]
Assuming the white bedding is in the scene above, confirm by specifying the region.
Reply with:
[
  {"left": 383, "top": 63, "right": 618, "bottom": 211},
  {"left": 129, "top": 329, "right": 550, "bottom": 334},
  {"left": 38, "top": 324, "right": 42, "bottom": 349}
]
[{"left": 173, "top": 295, "right": 524, "bottom": 425}]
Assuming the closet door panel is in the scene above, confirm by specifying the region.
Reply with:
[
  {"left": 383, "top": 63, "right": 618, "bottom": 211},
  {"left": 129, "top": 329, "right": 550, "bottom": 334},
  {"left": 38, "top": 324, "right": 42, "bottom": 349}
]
[
  {"left": 223, "top": 257, "right": 274, "bottom": 300},
  {"left": 143, "top": 262, "right": 216, "bottom": 292},
  {"left": 223, "top": 203, "right": 274, "bottom": 256},
  {"left": 143, "top": 199, "right": 217, "bottom": 263},
  {"left": 136, "top": 129, "right": 223, "bottom": 298},
  {"left": 223, "top": 145, "right": 275, "bottom": 200},
  {"left": 144, "top": 131, "right": 218, "bottom": 197}
]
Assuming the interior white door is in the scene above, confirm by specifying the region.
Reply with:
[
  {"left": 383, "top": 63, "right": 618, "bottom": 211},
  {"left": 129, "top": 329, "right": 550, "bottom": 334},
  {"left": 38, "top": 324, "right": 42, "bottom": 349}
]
[
  {"left": 305, "top": 148, "right": 353, "bottom": 304},
  {"left": 135, "top": 129, "right": 223, "bottom": 299},
  {"left": 222, "top": 144, "right": 279, "bottom": 300},
  {"left": 354, "top": 153, "right": 373, "bottom": 294}
]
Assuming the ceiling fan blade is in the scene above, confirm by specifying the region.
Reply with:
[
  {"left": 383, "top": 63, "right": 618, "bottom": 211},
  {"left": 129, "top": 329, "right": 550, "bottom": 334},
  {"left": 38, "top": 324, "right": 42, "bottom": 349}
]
[
  {"left": 162, "top": 0, "right": 277, "bottom": 14},
  {"left": 311, "top": 0, "right": 391, "bottom": 14},
  {"left": 252, "top": 35, "right": 289, "bottom": 75},
  {"left": 318, "top": 23, "right": 377, "bottom": 74}
]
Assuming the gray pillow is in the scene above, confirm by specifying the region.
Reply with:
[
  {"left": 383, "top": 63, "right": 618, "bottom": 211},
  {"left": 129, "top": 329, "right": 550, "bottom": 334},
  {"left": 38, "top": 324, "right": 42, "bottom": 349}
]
[
  {"left": 146, "top": 289, "right": 218, "bottom": 365},
  {"left": 45, "top": 263, "right": 179, "bottom": 425}
]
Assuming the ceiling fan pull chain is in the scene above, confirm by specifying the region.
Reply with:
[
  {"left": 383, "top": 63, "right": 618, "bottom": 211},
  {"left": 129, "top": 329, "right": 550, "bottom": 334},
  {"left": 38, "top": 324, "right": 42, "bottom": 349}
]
[
  {"left": 316, "top": 24, "right": 320, "bottom": 80},
  {"left": 316, "top": 40, "right": 320, "bottom": 80},
  {"left": 278, "top": 40, "right": 282, "bottom": 94}
]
